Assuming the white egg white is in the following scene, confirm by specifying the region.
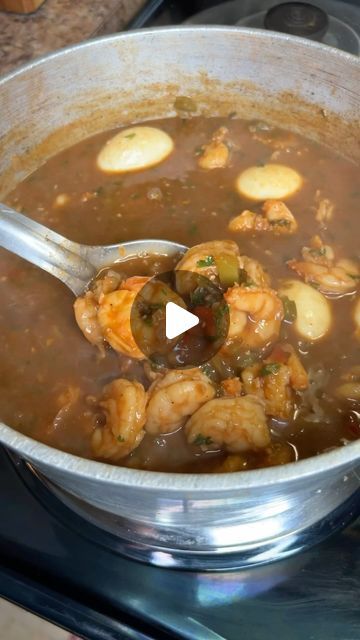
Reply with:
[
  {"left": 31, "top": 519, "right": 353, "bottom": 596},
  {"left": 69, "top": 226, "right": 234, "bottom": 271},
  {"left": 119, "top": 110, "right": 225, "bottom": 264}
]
[
  {"left": 279, "top": 279, "right": 332, "bottom": 341},
  {"left": 97, "top": 126, "right": 174, "bottom": 173},
  {"left": 236, "top": 163, "right": 303, "bottom": 200}
]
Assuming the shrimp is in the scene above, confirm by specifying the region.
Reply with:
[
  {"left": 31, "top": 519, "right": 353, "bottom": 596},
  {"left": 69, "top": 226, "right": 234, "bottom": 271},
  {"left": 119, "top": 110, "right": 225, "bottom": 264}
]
[
  {"left": 97, "top": 289, "right": 144, "bottom": 359},
  {"left": 92, "top": 379, "right": 147, "bottom": 462},
  {"left": 74, "top": 292, "right": 104, "bottom": 351},
  {"left": 301, "top": 235, "right": 335, "bottom": 267},
  {"left": 354, "top": 298, "right": 360, "bottom": 339},
  {"left": 96, "top": 276, "right": 151, "bottom": 360},
  {"left": 185, "top": 395, "right": 270, "bottom": 453},
  {"left": 239, "top": 255, "right": 270, "bottom": 288},
  {"left": 145, "top": 369, "right": 216, "bottom": 435},
  {"left": 91, "top": 270, "right": 123, "bottom": 301},
  {"left": 120, "top": 276, "right": 150, "bottom": 293},
  {"left": 288, "top": 257, "right": 360, "bottom": 297},
  {"left": 176, "top": 240, "right": 240, "bottom": 281},
  {"left": 197, "top": 127, "right": 230, "bottom": 169},
  {"left": 288, "top": 237, "right": 360, "bottom": 296},
  {"left": 313, "top": 190, "right": 334, "bottom": 225},
  {"left": 224, "top": 286, "right": 283, "bottom": 349},
  {"left": 228, "top": 200, "right": 297, "bottom": 235},
  {"left": 175, "top": 240, "right": 270, "bottom": 291},
  {"left": 241, "top": 344, "right": 308, "bottom": 420}
]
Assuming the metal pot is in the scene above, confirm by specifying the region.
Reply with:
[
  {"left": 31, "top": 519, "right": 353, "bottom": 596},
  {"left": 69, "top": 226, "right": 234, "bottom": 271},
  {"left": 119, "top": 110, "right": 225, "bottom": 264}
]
[{"left": 0, "top": 27, "right": 359, "bottom": 570}]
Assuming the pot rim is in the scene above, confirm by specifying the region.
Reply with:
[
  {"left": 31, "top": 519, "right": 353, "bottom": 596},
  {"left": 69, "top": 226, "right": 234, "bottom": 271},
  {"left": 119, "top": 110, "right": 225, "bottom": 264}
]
[
  {"left": 1, "top": 421, "right": 359, "bottom": 491},
  {"left": 0, "top": 26, "right": 359, "bottom": 491},
  {"left": 0, "top": 24, "right": 359, "bottom": 90}
]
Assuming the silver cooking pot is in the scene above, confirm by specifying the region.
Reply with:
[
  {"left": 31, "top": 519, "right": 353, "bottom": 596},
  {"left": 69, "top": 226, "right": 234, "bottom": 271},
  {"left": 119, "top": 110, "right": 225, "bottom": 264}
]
[{"left": 0, "top": 27, "right": 359, "bottom": 570}]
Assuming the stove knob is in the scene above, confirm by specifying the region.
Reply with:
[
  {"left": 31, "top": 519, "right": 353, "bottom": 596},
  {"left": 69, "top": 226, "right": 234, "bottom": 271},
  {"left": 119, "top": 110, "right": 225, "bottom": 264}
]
[{"left": 264, "top": 2, "right": 329, "bottom": 41}]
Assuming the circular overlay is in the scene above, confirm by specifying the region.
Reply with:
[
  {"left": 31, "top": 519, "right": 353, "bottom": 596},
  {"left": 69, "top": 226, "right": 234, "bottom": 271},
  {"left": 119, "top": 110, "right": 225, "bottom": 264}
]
[{"left": 130, "top": 270, "right": 229, "bottom": 368}]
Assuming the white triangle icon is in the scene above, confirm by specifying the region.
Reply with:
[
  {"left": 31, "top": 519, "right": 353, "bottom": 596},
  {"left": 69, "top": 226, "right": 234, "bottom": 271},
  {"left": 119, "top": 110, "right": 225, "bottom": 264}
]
[{"left": 165, "top": 302, "right": 199, "bottom": 340}]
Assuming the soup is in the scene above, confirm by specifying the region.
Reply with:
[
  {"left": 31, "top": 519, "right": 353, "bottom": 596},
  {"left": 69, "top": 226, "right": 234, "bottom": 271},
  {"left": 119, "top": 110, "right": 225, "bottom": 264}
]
[{"left": 2, "top": 114, "right": 360, "bottom": 473}]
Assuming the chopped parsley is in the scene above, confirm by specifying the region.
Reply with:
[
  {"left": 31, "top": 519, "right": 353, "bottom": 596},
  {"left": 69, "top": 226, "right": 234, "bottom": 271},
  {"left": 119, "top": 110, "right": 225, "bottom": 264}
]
[
  {"left": 124, "top": 133, "right": 136, "bottom": 139},
  {"left": 348, "top": 273, "right": 360, "bottom": 280},
  {"left": 196, "top": 255, "right": 215, "bottom": 268},
  {"left": 281, "top": 296, "right": 297, "bottom": 323},
  {"left": 259, "top": 362, "right": 281, "bottom": 377},
  {"left": 194, "top": 434, "right": 213, "bottom": 446},
  {"left": 214, "top": 302, "right": 229, "bottom": 337},
  {"left": 190, "top": 286, "right": 207, "bottom": 306},
  {"left": 117, "top": 435, "right": 125, "bottom": 442}
]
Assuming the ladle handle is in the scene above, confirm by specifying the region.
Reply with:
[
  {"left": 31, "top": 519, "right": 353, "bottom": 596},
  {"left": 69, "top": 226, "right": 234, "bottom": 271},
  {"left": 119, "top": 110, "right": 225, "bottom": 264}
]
[{"left": 0, "top": 203, "right": 96, "bottom": 295}]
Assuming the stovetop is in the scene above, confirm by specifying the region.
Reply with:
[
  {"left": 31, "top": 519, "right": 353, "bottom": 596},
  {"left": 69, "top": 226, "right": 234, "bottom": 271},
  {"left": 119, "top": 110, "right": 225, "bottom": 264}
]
[
  {"left": 1, "top": 2, "right": 360, "bottom": 638},
  {"left": 0, "top": 447, "right": 359, "bottom": 639}
]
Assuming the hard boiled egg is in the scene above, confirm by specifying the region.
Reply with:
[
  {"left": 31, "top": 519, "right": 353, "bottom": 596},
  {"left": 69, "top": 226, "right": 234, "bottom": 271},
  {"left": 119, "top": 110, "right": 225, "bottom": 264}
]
[
  {"left": 97, "top": 126, "right": 174, "bottom": 173},
  {"left": 279, "top": 279, "right": 332, "bottom": 341},
  {"left": 236, "top": 163, "right": 302, "bottom": 200}
]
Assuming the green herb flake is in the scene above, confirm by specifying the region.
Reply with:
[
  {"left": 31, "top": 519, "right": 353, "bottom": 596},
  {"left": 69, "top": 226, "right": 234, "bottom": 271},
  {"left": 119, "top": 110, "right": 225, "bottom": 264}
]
[
  {"left": 196, "top": 255, "right": 215, "bottom": 268},
  {"left": 214, "top": 302, "right": 229, "bottom": 337},
  {"left": 188, "top": 221, "right": 199, "bottom": 236},
  {"left": 95, "top": 186, "right": 105, "bottom": 197},
  {"left": 259, "top": 362, "right": 281, "bottom": 377},
  {"left": 348, "top": 273, "right": 360, "bottom": 280},
  {"left": 194, "top": 433, "right": 213, "bottom": 446},
  {"left": 117, "top": 435, "right": 125, "bottom": 442},
  {"left": 281, "top": 296, "right": 297, "bottom": 323},
  {"left": 194, "top": 145, "right": 204, "bottom": 157},
  {"left": 190, "top": 286, "right": 206, "bottom": 306},
  {"left": 124, "top": 133, "right": 136, "bottom": 139}
]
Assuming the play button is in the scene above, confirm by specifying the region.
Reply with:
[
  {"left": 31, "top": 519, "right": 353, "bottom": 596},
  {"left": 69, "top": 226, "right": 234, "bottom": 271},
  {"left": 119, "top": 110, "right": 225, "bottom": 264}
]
[
  {"left": 165, "top": 302, "right": 199, "bottom": 340},
  {"left": 130, "top": 269, "right": 229, "bottom": 368}
]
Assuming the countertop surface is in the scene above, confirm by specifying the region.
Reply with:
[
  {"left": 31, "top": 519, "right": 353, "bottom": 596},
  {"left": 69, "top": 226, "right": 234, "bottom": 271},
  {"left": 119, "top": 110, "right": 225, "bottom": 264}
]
[{"left": 0, "top": 0, "right": 146, "bottom": 75}]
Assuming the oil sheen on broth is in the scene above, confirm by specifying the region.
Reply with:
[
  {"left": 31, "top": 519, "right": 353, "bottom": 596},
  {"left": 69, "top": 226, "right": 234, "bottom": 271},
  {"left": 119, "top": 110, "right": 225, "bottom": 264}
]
[{"left": 2, "top": 116, "right": 360, "bottom": 473}]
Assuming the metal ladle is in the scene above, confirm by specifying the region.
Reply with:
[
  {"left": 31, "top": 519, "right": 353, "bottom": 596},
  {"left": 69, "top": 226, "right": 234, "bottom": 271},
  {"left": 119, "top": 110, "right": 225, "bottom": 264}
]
[{"left": 0, "top": 203, "right": 186, "bottom": 296}]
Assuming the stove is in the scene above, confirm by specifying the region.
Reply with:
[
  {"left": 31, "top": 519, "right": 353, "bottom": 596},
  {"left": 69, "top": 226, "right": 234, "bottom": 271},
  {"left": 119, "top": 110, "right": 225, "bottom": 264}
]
[
  {"left": 1, "top": 447, "right": 359, "bottom": 639},
  {"left": 1, "top": 2, "right": 360, "bottom": 638}
]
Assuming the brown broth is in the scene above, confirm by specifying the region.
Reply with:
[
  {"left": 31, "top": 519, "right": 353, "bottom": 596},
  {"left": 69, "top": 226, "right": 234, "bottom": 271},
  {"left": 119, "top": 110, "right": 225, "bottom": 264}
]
[{"left": 2, "top": 116, "right": 360, "bottom": 472}]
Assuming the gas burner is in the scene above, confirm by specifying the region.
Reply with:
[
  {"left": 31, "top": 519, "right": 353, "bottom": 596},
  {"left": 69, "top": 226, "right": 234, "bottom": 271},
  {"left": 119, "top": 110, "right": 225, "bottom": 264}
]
[
  {"left": 10, "top": 450, "right": 360, "bottom": 571},
  {"left": 186, "top": 0, "right": 360, "bottom": 54}
]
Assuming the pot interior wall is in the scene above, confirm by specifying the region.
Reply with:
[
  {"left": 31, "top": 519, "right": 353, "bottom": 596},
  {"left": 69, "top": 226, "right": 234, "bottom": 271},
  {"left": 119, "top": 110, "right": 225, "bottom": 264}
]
[{"left": 1, "top": 28, "right": 359, "bottom": 200}]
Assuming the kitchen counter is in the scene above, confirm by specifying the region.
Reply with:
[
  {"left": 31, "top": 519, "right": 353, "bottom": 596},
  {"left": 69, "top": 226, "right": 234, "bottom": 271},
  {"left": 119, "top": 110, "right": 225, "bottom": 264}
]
[{"left": 0, "top": 0, "right": 146, "bottom": 75}]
